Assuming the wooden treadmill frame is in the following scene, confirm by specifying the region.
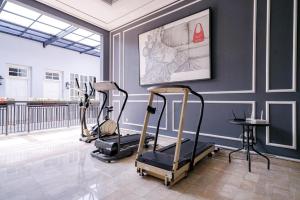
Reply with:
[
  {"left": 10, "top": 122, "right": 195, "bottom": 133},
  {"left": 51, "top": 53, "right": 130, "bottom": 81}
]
[{"left": 136, "top": 86, "right": 214, "bottom": 186}]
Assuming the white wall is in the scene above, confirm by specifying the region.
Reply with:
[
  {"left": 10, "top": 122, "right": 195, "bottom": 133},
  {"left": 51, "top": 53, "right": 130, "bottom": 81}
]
[{"left": 0, "top": 32, "right": 101, "bottom": 100}]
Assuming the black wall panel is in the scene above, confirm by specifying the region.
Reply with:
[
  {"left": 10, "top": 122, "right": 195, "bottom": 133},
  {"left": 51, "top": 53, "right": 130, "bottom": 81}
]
[
  {"left": 269, "top": 104, "right": 293, "bottom": 146},
  {"left": 269, "top": 0, "right": 294, "bottom": 89}
]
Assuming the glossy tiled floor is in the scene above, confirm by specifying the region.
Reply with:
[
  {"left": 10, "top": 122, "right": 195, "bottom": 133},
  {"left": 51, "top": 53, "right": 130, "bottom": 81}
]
[{"left": 0, "top": 128, "right": 299, "bottom": 200}]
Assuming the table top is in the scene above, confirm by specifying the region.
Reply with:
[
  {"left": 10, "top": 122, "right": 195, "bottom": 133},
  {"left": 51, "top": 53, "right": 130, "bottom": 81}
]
[{"left": 229, "top": 119, "right": 270, "bottom": 126}]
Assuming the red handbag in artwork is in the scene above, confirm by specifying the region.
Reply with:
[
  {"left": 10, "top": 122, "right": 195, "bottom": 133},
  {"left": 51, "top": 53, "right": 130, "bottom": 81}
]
[{"left": 193, "top": 23, "right": 205, "bottom": 43}]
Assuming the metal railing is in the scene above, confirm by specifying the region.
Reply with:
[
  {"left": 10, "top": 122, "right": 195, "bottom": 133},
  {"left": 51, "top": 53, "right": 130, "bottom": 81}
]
[{"left": 0, "top": 101, "right": 100, "bottom": 135}]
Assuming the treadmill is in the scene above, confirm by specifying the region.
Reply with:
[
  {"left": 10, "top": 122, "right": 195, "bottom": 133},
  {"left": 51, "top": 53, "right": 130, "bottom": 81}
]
[
  {"left": 135, "top": 85, "right": 215, "bottom": 186},
  {"left": 91, "top": 81, "right": 154, "bottom": 162}
]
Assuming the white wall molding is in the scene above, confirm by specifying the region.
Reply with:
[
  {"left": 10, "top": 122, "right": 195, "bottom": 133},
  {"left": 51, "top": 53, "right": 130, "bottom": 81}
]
[
  {"left": 121, "top": 99, "right": 168, "bottom": 130},
  {"left": 172, "top": 100, "right": 256, "bottom": 142},
  {"left": 119, "top": 0, "right": 257, "bottom": 96},
  {"left": 266, "top": 0, "right": 298, "bottom": 93},
  {"left": 112, "top": 33, "right": 121, "bottom": 96},
  {"left": 120, "top": 127, "right": 300, "bottom": 162},
  {"left": 265, "top": 101, "right": 297, "bottom": 149}
]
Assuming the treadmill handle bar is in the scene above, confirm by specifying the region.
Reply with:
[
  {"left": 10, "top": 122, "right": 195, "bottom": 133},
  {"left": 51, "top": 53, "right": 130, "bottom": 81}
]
[
  {"left": 153, "top": 93, "right": 167, "bottom": 152},
  {"left": 189, "top": 89, "right": 205, "bottom": 171},
  {"left": 96, "top": 91, "right": 108, "bottom": 138},
  {"left": 113, "top": 83, "right": 128, "bottom": 153}
]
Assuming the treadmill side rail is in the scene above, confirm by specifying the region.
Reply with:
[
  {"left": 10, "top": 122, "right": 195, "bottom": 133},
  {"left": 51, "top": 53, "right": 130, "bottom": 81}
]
[{"left": 136, "top": 93, "right": 155, "bottom": 158}]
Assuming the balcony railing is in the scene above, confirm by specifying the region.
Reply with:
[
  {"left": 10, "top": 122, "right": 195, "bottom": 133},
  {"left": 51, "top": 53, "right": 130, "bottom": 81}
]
[{"left": 0, "top": 101, "right": 100, "bottom": 135}]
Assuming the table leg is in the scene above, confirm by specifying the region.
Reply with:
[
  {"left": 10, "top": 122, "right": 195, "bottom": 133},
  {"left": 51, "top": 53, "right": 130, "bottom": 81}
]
[
  {"left": 252, "top": 146, "right": 270, "bottom": 170},
  {"left": 247, "top": 125, "right": 251, "bottom": 172},
  {"left": 229, "top": 147, "right": 244, "bottom": 163},
  {"left": 229, "top": 125, "right": 245, "bottom": 163}
]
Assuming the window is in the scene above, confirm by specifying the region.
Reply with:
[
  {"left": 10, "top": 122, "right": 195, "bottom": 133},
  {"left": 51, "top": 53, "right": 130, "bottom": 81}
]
[
  {"left": 30, "top": 22, "right": 62, "bottom": 35},
  {"left": 0, "top": 11, "right": 34, "bottom": 27},
  {"left": 37, "top": 15, "right": 70, "bottom": 29},
  {"left": 0, "top": 2, "right": 102, "bottom": 57},
  {"left": 79, "top": 38, "right": 99, "bottom": 47},
  {"left": 70, "top": 73, "right": 96, "bottom": 100},
  {"left": 3, "top": 1, "right": 40, "bottom": 20},
  {"left": 45, "top": 72, "right": 60, "bottom": 80},
  {"left": 73, "top": 28, "right": 93, "bottom": 37},
  {"left": 9, "top": 67, "right": 27, "bottom": 77}
]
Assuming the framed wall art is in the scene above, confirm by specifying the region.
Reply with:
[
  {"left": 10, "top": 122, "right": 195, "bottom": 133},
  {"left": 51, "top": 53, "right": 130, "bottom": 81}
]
[{"left": 139, "top": 9, "right": 211, "bottom": 85}]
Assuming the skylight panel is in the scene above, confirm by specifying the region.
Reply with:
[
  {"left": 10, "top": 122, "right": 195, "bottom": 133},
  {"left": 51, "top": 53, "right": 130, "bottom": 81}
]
[
  {"left": 38, "top": 15, "right": 70, "bottom": 30},
  {"left": 73, "top": 28, "right": 93, "bottom": 37},
  {"left": 89, "top": 34, "right": 100, "bottom": 42},
  {"left": 0, "top": 11, "right": 33, "bottom": 27},
  {"left": 30, "top": 22, "right": 62, "bottom": 35},
  {"left": 79, "top": 38, "right": 100, "bottom": 47},
  {"left": 63, "top": 33, "right": 84, "bottom": 42},
  {"left": 3, "top": 2, "right": 40, "bottom": 20}
]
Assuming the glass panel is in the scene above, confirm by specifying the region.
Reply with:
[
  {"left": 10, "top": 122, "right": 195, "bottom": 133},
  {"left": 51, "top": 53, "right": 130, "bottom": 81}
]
[
  {"left": 53, "top": 73, "right": 59, "bottom": 80},
  {"left": 20, "top": 69, "right": 27, "bottom": 77},
  {"left": 73, "top": 28, "right": 93, "bottom": 37},
  {"left": 89, "top": 34, "right": 100, "bottom": 42},
  {"left": 79, "top": 38, "right": 99, "bottom": 47},
  {"left": 9, "top": 68, "right": 18, "bottom": 72},
  {"left": 4, "top": 2, "right": 40, "bottom": 20},
  {"left": 63, "top": 33, "right": 84, "bottom": 42},
  {"left": 30, "top": 22, "right": 62, "bottom": 35},
  {"left": 38, "top": 15, "right": 70, "bottom": 30},
  {"left": 9, "top": 67, "right": 27, "bottom": 77},
  {"left": 0, "top": 11, "right": 33, "bottom": 27},
  {"left": 9, "top": 71, "right": 18, "bottom": 76}
]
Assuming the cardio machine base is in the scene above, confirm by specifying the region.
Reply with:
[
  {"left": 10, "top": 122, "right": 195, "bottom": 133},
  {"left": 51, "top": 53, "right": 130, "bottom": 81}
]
[
  {"left": 136, "top": 142, "right": 215, "bottom": 186},
  {"left": 79, "top": 135, "right": 97, "bottom": 143},
  {"left": 90, "top": 145, "right": 137, "bottom": 162}
]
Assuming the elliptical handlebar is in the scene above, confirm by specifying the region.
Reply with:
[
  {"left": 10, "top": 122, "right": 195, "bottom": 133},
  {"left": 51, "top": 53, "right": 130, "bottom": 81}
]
[
  {"left": 84, "top": 83, "right": 88, "bottom": 93},
  {"left": 89, "top": 82, "right": 95, "bottom": 96}
]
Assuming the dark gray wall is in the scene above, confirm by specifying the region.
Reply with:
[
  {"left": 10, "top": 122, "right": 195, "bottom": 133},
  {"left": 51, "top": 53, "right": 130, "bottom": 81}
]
[{"left": 111, "top": 0, "right": 300, "bottom": 160}]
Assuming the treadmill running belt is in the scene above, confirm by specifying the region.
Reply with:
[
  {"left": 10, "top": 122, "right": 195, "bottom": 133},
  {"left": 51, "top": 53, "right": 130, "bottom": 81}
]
[
  {"left": 99, "top": 134, "right": 154, "bottom": 146},
  {"left": 137, "top": 140, "right": 213, "bottom": 171}
]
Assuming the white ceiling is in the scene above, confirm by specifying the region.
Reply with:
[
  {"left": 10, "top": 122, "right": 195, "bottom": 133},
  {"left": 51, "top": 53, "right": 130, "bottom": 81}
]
[{"left": 33, "top": 0, "right": 179, "bottom": 31}]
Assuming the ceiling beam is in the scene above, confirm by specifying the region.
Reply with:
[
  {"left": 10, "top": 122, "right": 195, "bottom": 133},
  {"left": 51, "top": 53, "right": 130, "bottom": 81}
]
[
  {"left": 0, "top": 0, "right": 7, "bottom": 12},
  {"left": 43, "top": 26, "right": 77, "bottom": 47},
  {"left": 79, "top": 45, "right": 100, "bottom": 54},
  {"left": 19, "top": 14, "right": 42, "bottom": 36}
]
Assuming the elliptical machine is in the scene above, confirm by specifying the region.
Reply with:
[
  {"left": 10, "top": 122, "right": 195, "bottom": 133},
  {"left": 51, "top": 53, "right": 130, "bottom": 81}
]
[
  {"left": 76, "top": 78, "right": 98, "bottom": 143},
  {"left": 76, "top": 78, "right": 117, "bottom": 143}
]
